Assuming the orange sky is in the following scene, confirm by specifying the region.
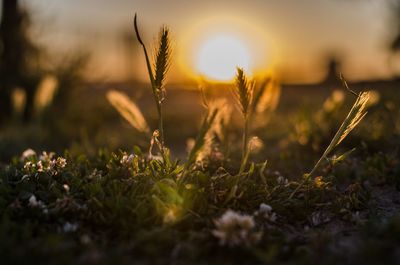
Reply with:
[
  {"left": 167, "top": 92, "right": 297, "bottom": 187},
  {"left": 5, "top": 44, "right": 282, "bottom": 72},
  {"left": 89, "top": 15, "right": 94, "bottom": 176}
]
[{"left": 22, "top": 0, "right": 395, "bottom": 83}]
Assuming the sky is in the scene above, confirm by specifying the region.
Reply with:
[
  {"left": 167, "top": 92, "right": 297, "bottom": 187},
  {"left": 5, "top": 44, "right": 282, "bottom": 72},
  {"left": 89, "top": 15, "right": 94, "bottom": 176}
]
[{"left": 21, "top": 0, "right": 395, "bottom": 83}]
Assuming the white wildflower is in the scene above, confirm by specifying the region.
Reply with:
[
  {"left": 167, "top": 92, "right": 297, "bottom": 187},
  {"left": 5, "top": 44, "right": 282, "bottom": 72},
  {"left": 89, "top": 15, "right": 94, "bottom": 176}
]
[
  {"left": 120, "top": 154, "right": 135, "bottom": 166},
  {"left": 47, "top": 157, "right": 67, "bottom": 173},
  {"left": 277, "top": 175, "right": 288, "bottom": 185},
  {"left": 21, "top": 149, "right": 36, "bottom": 160},
  {"left": 63, "top": 184, "right": 70, "bottom": 193},
  {"left": 36, "top": 161, "right": 44, "bottom": 172},
  {"left": 28, "top": 195, "right": 38, "bottom": 207},
  {"left": 23, "top": 161, "right": 35, "bottom": 171},
  {"left": 56, "top": 157, "right": 67, "bottom": 169},
  {"left": 212, "top": 210, "right": 262, "bottom": 247},
  {"left": 48, "top": 159, "right": 56, "bottom": 171},
  {"left": 28, "top": 195, "right": 45, "bottom": 209},
  {"left": 256, "top": 203, "right": 277, "bottom": 222},
  {"left": 39, "top": 151, "right": 55, "bottom": 163}
]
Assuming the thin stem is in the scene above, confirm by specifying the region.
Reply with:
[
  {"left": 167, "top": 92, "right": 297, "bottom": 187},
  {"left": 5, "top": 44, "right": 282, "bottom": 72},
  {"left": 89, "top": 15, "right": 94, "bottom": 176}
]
[
  {"left": 134, "top": 14, "right": 165, "bottom": 152},
  {"left": 134, "top": 14, "right": 155, "bottom": 88},
  {"left": 157, "top": 101, "right": 164, "bottom": 147},
  {"left": 239, "top": 115, "right": 250, "bottom": 174},
  {"left": 288, "top": 150, "right": 328, "bottom": 200}
]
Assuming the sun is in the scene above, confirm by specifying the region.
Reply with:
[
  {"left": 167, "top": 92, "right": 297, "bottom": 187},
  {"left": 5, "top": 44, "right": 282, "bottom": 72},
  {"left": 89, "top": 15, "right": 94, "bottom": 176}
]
[{"left": 195, "top": 34, "right": 252, "bottom": 81}]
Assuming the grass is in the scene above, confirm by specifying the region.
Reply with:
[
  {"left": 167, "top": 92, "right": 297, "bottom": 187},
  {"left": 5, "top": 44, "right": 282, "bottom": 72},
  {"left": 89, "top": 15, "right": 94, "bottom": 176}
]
[{"left": 0, "top": 16, "right": 400, "bottom": 265}]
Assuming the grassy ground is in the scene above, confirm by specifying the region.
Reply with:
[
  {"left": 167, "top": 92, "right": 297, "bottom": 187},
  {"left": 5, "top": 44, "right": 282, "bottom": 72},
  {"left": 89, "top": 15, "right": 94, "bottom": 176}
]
[{"left": 0, "top": 78, "right": 400, "bottom": 264}]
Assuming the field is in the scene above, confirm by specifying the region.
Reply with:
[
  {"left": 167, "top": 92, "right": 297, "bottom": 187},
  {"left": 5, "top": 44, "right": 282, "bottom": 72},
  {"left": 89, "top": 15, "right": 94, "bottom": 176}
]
[
  {"left": 1, "top": 76, "right": 400, "bottom": 264},
  {"left": 1, "top": 8, "right": 400, "bottom": 265}
]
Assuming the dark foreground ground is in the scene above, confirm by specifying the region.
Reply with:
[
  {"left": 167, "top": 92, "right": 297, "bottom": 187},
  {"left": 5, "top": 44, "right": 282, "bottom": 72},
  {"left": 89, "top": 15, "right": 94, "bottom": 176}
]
[{"left": 0, "top": 79, "right": 399, "bottom": 264}]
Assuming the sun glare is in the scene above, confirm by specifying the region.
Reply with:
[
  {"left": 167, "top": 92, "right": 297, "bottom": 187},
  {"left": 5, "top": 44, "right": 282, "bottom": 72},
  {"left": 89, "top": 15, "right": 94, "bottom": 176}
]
[{"left": 196, "top": 35, "right": 252, "bottom": 81}]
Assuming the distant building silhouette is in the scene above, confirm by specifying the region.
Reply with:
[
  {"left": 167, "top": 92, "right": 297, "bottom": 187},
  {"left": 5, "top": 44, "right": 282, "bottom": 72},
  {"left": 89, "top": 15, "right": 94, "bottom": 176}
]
[
  {"left": 390, "top": 0, "right": 400, "bottom": 53},
  {"left": 320, "top": 57, "right": 341, "bottom": 90},
  {"left": 389, "top": 0, "right": 400, "bottom": 76}
]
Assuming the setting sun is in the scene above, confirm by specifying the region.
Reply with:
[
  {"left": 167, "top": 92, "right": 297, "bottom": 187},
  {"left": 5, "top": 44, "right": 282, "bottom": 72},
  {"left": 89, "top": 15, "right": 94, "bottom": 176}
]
[{"left": 195, "top": 34, "right": 252, "bottom": 81}]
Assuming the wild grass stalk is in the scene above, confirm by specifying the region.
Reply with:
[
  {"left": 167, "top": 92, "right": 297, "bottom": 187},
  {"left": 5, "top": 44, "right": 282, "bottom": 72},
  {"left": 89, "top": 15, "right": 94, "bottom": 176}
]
[
  {"left": 307, "top": 91, "right": 370, "bottom": 177},
  {"left": 288, "top": 88, "right": 370, "bottom": 200},
  {"left": 134, "top": 14, "right": 171, "bottom": 147},
  {"left": 106, "top": 90, "right": 150, "bottom": 134},
  {"left": 232, "top": 68, "right": 254, "bottom": 173}
]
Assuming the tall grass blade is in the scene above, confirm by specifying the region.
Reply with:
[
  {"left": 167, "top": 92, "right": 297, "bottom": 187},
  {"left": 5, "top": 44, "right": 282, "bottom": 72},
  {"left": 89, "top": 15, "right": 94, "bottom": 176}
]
[
  {"left": 288, "top": 89, "right": 370, "bottom": 200},
  {"left": 134, "top": 14, "right": 171, "bottom": 146},
  {"left": 106, "top": 90, "right": 150, "bottom": 134},
  {"left": 232, "top": 68, "right": 254, "bottom": 174},
  {"left": 307, "top": 91, "right": 369, "bottom": 177},
  {"left": 134, "top": 14, "right": 155, "bottom": 87}
]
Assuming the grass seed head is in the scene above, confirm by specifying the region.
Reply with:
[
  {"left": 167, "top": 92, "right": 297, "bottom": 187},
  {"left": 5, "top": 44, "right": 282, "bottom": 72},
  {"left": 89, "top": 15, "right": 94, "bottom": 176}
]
[
  {"left": 106, "top": 90, "right": 150, "bottom": 134},
  {"left": 154, "top": 26, "right": 171, "bottom": 95},
  {"left": 233, "top": 68, "right": 254, "bottom": 117}
]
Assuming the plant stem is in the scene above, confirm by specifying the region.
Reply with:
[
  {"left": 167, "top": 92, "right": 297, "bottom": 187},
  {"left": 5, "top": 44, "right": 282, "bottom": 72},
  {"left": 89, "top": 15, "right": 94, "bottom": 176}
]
[
  {"left": 157, "top": 100, "right": 164, "bottom": 147},
  {"left": 239, "top": 115, "right": 250, "bottom": 174},
  {"left": 288, "top": 145, "right": 329, "bottom": 200}
]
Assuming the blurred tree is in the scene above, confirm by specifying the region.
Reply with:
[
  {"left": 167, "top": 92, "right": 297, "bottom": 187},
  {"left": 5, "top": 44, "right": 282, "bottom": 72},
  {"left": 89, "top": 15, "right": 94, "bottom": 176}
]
[
  {"left": 388, "top": 0, "right": 400, "bottom": 76},
  {"left": 0, "top": 0, "right": 41, "bottom": 123},
  {"left": 390, "top": 1, "right": 400, "bottom": 53}
]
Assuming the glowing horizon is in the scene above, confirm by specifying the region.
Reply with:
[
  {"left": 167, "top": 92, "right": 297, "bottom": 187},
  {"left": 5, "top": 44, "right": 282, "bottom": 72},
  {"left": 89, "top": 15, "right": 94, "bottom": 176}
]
[{"left": 24, "top": 0, "right": 393, "bottom": 83}]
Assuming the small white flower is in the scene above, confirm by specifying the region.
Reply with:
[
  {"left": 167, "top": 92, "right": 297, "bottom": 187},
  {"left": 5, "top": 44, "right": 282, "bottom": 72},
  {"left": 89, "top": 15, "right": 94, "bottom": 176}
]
[
  {"left": 256, "top": 203, "right": 277, "bottom": 222},
  {"left": 28, "top": 195, "right": 46, "bottom": 209},
  {"left": 21, "top": 149, "right": 36, "bottom": 160},
  {"left": 212, "top": 210, "right": 262, "bottom": 247},
  {"left": 63, "top": 184, "right": 70, "bottom": 193},
  {"left": 23, "top": 161, "right": 34, "bottom": 171},
  {"left": 277, "top": 176, "right": 288, "bottom": 185},
  {"left": 48, "top": 159, "right": 56, "bottom": 171},
  {"left": 56, "top": 157, "right": 67, "bottom": 169},
  {"left": 120, "top": 154, "right": 135, "bottom": 166},
  {"left": 36, "top": 161, "right": 44, "bottom": 172},
  {"left": 39, "top": 151, "right": 55, "bottom": 162},
  {"left": 28, "top": 195, "right": 38, "bottom": 207}
]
